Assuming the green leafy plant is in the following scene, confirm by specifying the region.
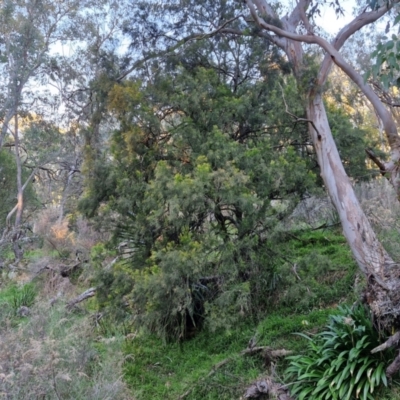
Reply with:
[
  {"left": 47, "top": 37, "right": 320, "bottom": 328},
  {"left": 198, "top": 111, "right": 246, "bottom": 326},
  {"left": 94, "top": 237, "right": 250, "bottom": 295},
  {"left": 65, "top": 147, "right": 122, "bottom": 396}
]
[
  {"left": 286, "top": 305, "right": 391, "bottom": 400},
  {"left": 9, "top": 283, "right": 37, "bottom": 313}
]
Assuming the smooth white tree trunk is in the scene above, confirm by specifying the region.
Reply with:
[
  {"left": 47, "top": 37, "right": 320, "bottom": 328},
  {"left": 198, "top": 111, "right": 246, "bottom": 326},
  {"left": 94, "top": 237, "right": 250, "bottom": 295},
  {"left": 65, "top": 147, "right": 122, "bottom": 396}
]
[
  {"left": 307, "top": 96, "right": 400, "bottom": 327},
  {"left": 240, "top": 0, "right": 400, "bottom": 333}
]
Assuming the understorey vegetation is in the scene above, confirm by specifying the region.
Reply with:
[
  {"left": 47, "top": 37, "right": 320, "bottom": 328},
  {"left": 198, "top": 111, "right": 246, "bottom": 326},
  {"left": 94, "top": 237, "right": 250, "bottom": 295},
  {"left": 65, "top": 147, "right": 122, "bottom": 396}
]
[
  {"left": 2, "top": 1, "right": 400, "bottom": 399},
  {"left": 80, "top": 36, "right": 372, "bottom": 345},
  {"left": 286, "top": 305, "right": 391, "bottom": 400}
]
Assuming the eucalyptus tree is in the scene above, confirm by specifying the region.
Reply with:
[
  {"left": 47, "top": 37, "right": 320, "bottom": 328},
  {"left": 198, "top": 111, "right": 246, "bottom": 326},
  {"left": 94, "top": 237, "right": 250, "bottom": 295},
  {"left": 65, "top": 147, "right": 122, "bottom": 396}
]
[
  {"left": 0, "top": 0, "right": 130, "bottom": 258},
  {"left": 118, "top": 0, "right": 400, "bottom": 370}
]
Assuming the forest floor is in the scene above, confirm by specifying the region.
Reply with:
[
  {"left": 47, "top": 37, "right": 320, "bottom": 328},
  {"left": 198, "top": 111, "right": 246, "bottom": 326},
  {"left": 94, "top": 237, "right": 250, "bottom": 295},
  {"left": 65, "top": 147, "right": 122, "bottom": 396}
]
[
  {"left": 1, "top": 181, "right": 400, "bottom": 399},
  {"left": 0, "top": 249, "right": 131, "bottom": 399}
]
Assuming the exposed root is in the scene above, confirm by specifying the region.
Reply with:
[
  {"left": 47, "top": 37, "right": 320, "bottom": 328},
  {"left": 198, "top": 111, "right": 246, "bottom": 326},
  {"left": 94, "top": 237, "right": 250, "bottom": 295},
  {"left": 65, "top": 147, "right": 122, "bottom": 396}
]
[
  {"left": 386, "top": 350, "right": 400, "bottom": 379},
  {"left": 371, "top": 331, "right": 400, "bottom": 354}
]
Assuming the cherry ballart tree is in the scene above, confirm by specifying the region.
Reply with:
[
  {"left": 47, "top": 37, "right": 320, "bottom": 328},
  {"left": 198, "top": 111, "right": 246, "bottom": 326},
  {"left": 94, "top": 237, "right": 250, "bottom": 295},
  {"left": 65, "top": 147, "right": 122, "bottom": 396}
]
[{"left": 128, "top": 0, "right": 400, "bottom": 374}]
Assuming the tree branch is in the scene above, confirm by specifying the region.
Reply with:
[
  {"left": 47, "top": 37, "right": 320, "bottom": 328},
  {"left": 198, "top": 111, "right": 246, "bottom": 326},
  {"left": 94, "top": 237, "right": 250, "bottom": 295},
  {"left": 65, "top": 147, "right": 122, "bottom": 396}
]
[
  {"left": 285, "top": 0, "right": 312, "bottom": 32},
  {"left": 244, "top": 0, "right": 286, "bottom": 49},
  {"left": 117, "top": 15, "right": 243, "bottom": 81},
  {"left": 241, "top": 2, "right": 400, "bottom": 164},
  {"left": 66, "top": 287, "right": 96, "bottom": 311},
  {"left": 318, "top": 1, "right": 400, "bottom": 86},
  {"left": 371, "top": 331, "right": 400, "bottom": 354},
  {"left": 365, "top": 148, "right": 386, "bottom": 176}
]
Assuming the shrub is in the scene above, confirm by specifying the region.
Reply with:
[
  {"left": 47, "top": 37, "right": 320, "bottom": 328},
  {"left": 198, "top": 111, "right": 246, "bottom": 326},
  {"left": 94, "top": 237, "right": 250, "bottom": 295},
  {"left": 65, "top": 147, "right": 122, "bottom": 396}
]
[
  {"left": 285, "top": 304, "right": 391, "bottom": 400},
  {"left": 9, "top": 283, "right": 37, "bottom": 313}
]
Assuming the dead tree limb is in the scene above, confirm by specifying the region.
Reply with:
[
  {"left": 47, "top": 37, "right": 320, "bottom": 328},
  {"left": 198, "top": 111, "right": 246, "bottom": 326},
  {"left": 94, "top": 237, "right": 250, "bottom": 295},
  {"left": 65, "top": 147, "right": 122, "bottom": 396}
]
[
  {"left": 178, "top": 346, "right": 291, "bottom": 399},
  {"left": 66, "top": 287, "right": 96, "bottom": 310},
  {"left": 371, "top": 331, "right": 400, "bottom": 354},
  {"left": 243, "top": 376, "right": 294, "bottom": 399}
]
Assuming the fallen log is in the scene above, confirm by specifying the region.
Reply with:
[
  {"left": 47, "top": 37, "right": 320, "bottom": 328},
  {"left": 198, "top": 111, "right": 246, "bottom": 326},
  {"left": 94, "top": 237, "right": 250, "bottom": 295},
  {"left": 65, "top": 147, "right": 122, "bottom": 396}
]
[{"left": 66, "top": 287, "right": 96, "bottom": 310}]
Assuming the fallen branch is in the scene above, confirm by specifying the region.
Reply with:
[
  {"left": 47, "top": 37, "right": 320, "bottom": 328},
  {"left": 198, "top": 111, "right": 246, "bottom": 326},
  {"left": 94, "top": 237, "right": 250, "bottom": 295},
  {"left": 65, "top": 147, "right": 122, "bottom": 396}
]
[
  {"left": 371, "top": 331, "right": 400, "bottom": 354},
  {"left": 243, "top": 376, "right": 294, "bottom": 399},
  {"left": 178, "top": 346, "right": 291, "bottom": 399},
  {"left": 66, "top": 287, "right": 96, "bottom": 310},
  {"left": 370, "top": 331, "right": 400, "bottom": 378},
  {"left": 241, "top": 346, "right": 292, "bottom": 359}
]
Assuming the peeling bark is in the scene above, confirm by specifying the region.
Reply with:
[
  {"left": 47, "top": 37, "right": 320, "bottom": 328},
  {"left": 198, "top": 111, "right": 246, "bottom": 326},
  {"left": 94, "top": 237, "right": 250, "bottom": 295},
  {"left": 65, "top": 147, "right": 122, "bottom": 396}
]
[{"left": 241, "top": 0, "right": 400, "bottom": 331}]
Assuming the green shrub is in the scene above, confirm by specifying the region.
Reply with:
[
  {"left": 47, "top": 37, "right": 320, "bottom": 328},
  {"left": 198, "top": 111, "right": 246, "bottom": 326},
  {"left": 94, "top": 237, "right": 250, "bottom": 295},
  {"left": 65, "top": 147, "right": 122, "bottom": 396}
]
[
  {"left": 8, "top": 283, "right": 37, "bottom": 313},
  {"left": 285, "top": 304, "right": 391, "bottom": 400}
]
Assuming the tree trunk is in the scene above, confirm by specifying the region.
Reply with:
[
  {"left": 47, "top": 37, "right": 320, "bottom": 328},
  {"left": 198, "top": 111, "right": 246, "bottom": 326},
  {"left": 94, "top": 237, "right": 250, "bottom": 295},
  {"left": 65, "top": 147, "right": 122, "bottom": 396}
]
[
  {"left": 13, "top": 113, "right": 24, "bottom": 262},
  {"left": 307, "top": 94, "right": 400, "bottom": 329}
]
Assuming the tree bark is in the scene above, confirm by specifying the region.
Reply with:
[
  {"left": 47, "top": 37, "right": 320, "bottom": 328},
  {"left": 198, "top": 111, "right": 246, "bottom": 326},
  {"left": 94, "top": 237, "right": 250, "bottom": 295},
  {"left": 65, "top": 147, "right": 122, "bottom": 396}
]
[
  {"left": 12, "top": 113, "right": 24, "bottom": 262},
  {"left": 307, "top": 94, "right": 400, "bottom": 329},
  {"left": 242, "top": 0, "right": 400, "bottom": 331},
  {"left": 66, "top": 287, "right": 96, "bottom": 310}
]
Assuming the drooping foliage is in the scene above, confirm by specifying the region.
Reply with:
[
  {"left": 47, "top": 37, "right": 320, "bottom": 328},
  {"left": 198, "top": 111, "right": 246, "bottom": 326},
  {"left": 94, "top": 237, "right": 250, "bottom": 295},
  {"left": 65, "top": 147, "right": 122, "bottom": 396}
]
[{"left": 369, "top": 13, "right": 400, "bottom": 89}]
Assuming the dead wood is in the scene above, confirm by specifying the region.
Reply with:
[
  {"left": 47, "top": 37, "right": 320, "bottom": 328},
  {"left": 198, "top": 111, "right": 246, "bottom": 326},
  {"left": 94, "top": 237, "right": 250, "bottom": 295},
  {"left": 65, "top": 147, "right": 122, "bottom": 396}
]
[
  {"left": 371, "top": 332, "right": 400, "bottom": 378},
  {"left": 243, "top": 376, "right": 294, "bottom": 399},
  {"left": 386, "top": 350, "right": 400, "bottom": 378},
  {"left": 66, "top": 287, "right": 96, "bottom": 310},
  {"left": 178, "top": 346, "right": 291, "bottom": 399},
  {"left": 371, "top": 331, "right": 400, "bottom": 354},
  {"left": 240, "top": 347, "right": 292, "bottom": 358},
  {"left": 244, "top": 379, "right": 269, "bottom": 398}
]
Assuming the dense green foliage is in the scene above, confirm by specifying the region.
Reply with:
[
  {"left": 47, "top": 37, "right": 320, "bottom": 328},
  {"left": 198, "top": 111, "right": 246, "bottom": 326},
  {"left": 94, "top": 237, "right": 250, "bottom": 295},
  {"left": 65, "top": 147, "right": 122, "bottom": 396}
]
[
  {"left": 79, "top": 32, "right": 375, "bottom": 341},
  {"left": 286, "top": 305, "right": 391, "bottom": 400},
  {"left": 326, "top": 103, "right": 372, "bottom": 181},
  {"left": 122, "top": 228, "right": 360, "bottom": 399},
  {"left": 79, "top": 15, "right": 381, "bottom": 340},
  {"left": 81, "top": 52, "right": 320, "bottom": 340}
]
